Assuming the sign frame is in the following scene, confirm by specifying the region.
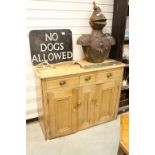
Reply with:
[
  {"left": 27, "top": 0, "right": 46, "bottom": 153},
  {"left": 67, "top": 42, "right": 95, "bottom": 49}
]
[{"left": 29, "top": 29, "right": 73, "bottom": 65}]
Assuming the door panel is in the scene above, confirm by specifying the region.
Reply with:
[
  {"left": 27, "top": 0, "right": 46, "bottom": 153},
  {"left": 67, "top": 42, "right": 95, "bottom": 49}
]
[
  {"left": 78, "top": 85, "right": 96, "bottom": 130},
  {"left": 95, "top": 80, "right": 119, "bottom": 124},
  {"left": 48, "top": 88, "right": 77, "bottom": 137},
  {"left": 54, "top": 98, "right": 72, "bottom": 134}
]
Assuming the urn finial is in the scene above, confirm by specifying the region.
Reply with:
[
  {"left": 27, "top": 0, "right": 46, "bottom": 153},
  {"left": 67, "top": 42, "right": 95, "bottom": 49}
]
[
  {"left": 93, "top": 1, "right": 100, "bottom": 12},
  {"left": 90, "top": 2, "right": 107, "bottom": 30}
]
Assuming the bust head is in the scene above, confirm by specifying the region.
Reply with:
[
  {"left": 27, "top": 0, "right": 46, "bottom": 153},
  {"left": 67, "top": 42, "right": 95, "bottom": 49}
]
[{"left": 89, "top": 2, "right": 107, "bottom": 30}]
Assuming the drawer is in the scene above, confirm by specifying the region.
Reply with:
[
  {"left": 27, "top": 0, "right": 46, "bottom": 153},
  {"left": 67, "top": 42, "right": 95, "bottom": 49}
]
[
  {"left": 80, "top": 73, "right": 96, "bottom": 84},
  {"left": 46, "top": 76, "right": 79, "bottom": 89},
  {"left": 97, "top": 69, "right": 122, "bottom": 82}
]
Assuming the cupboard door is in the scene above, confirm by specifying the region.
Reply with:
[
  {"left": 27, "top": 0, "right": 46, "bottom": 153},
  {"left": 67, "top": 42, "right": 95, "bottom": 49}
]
[
  {"left": 78, "top": 85, "right": 96, "bottom": 130},
  {"left": 95, "top": 80, "right": 120, "bottom": 124},
  {"left": 47, "top": 88, "right": 77, "bottom": 138}
]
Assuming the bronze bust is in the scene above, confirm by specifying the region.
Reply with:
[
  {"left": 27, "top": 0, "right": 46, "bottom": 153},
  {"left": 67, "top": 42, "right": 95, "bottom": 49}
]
[{"left": 77, "top": 2, "right": 115, "bottom": 63}]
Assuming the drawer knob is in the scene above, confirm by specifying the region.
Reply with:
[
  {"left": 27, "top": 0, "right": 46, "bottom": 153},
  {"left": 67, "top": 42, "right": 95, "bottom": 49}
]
[
  {"left": 107, "top": 73, "right": 112, "bottom": 78},
  {"left": 85, "top": 76, "right": 91, "bottom": 81},
  {"left": 59, "top": 80, "right": 66, "bottom": 86}
]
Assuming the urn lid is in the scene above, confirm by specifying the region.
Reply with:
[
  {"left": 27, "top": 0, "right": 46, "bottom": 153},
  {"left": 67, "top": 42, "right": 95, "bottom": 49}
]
[{"left": 90, "top": 2, "right": 107, "bottom": 22}]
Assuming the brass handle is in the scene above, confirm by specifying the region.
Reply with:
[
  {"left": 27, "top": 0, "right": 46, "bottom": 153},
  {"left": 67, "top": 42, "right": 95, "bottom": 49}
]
[
  {"left": 59, "top": 80, "right": 66, "bottom": 86},
  {"left": 85, "top": 76, "right": 91, "bottom": 81},
  {"left": 107, "top": 73, "right": 112, "bottom": 78}
]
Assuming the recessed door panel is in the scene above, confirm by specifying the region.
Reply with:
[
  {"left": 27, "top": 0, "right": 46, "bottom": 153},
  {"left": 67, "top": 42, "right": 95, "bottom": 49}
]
[
  {"left": 94, "top": 80, "right": 119, "bottom": 124},
  {"left": 48, "top": 88, "right": 77, "bottom": 137},
  {"left": 78, "top": 85, "right": 96, "bottom": 130}
]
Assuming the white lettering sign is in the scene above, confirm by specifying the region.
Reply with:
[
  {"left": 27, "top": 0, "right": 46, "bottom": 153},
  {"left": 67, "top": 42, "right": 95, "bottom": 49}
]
[
  {"left": 40, "top": 42, "right": 64, "bottom": 52},
  {"left": 45, "top": 33, "right": 58, "bottom": 41},
  {"left": 29, "top": 29, "right": 73, "bottom": 65},
  {"left": 32, "top": 51, "right": 72, "bottom": 63}
]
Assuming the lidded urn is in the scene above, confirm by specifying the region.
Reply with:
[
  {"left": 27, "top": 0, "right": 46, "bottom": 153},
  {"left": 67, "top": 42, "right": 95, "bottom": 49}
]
[{"left": 77, "top": 2, "right": 115, "bottom": 63}]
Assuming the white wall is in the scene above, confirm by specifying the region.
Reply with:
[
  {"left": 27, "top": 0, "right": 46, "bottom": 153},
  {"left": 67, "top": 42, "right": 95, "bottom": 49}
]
[{"left": 26, "top": 0, "right": 114, "bottom": 119}]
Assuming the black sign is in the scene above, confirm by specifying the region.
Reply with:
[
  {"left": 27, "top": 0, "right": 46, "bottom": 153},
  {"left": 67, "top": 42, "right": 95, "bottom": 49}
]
[{"left": 29, "top": 29, "right": 73, "bottom": 65}]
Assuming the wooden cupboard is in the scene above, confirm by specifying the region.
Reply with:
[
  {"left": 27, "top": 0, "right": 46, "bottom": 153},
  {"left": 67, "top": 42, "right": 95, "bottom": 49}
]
[{"left": 34, "top": 59, "right": 125, "bottom": 139}]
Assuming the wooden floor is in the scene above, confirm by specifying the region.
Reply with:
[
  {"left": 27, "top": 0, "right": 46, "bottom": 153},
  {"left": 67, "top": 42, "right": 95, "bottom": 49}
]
[{"left": 118, "top": 113, "right": 129, "bottom": 155}]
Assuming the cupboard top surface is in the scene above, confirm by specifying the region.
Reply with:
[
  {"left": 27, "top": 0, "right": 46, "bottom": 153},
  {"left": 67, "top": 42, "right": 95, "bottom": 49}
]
[{"left": 33, "top": 59, "right": 125, "bottom": 79}]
